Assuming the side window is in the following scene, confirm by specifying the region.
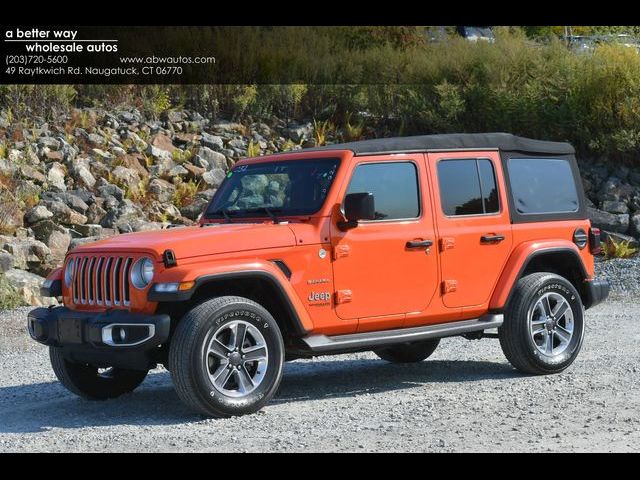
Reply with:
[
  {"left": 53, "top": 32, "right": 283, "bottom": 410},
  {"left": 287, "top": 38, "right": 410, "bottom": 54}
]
[
  {"left": 507, "top": 158, "right": 579, "bottom": 214},
  {"left": 346, "top": 162, "right": 420, "bottom": 220},
  {"left": 437, "top": 159, "right": 499, "bottom": 216}
]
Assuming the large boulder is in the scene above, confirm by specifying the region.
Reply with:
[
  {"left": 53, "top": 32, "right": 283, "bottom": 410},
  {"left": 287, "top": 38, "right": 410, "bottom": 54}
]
[
  {"left": 46, "top": 162, "right": 67, "bottom": 191},
  {"left": 587, "top": 207, "right": 629, "bottom": 234},
  {"left": 0, "top": 238, "right": 50, "bottom": 270},
  {"left": 0, "top": 251, "right": 13, "bottom": 273},
  {"left": 44, "top": 200, "right": 88, "bottom": 225},
  {"left": 149, "top": 134, "right": 177, "bottom": 154},
  {"left": 3, "top": 268, "right": 58, "bottom": 306},
  {"left": 148, "top": 178, "right": 176, "bottom": 203},
  {"left": 25, "top": 205, "right": 53, "bottom": 224},
  {"left": 202, "top": 168, "right": 226, "bottom": 187},
  {"left": 31, "top": 220, "right": 72, "bottom": 261},
  {"left": 200, "top": 132, "right": 224, "bottom": 150},
  {"left": 196, "top": 146, "right": 227, "bottom": 171}
]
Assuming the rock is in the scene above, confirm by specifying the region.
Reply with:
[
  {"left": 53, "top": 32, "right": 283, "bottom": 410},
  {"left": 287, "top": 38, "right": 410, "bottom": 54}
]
[
  {"left": 202, "top": 168, "right": 226, "bottom": 187},
  {"left": 46, "top": 162, "right": 67, "bottom": 191},
  {"left": 180, "top": 197, "right": 210, "bottom": 220},
  {"left": 25, "top": 205, "right": 53, "bottom": 224},
  {"left": 45, "top": 191, "right": 89, "bottom": 214},
  {"left": 168, "top": 165, "right": 189, "bottom": 177},
  {"left": 602, "top": 231, "right": 639, "bottom": 248},
  {"left": 0, "top": 202, "right": 24, "bottom": 235},
  {"left": 183, "top": 162, "right": 206, "bottom": 179},
  {"left": 149, "top": 134, "right": 177, "bottom": 154},
  {"left": 92, "top": 148, "right": 113, "bottom": 160},
  {"left": 196, "top": 146, "right": 227, "bottom": 170},
  {"left": 630, "top": 214, "right": 640, "bottom": 237},
  {"left": 45, "top": 201, "right": 88, "bottom": 225},
  {"left": 19, "top": 165, "right": 46, "bottom": 183},
  {"left": 72, "top": 163, "right": 96, "bottom": 188},
  {"left": 587, "top": 207, "right": 629, "bottom": 234},
  {"left": 174, "top": 132, "right": 197, "bottom": 146},
  {"left": 116, "top": 154, "right": 149, "bottom": 179},
  {"left": 201, "top": 132, "right": 224, "bottom": 150},
  {"left": 0, "top": 251, "right": 13, "bottom": 273},
  {"left": 601, "top": 200, "right": 628, "bottom": 215},
  {"left": 131, "top": 220, "right": 163, "bottom": 232},
  {"left": 71, "top": 224, "right": 103, "bottom": 238},
  {"left": 31, "top": 220, "right": 71, "bottom": 261},
  {"left": 0, "top": 238, "right": 50, "bottom": 270},
  {"left": 148, "top": 178, "right": 176, "bottom": 203},
  {"left": 85, "top": 203, "right": 107, "bottom": 225},
  {"left": 69, "top": 236, "right": 107, "bottom": 250},
  {"left": 37, "top": 137, "right": 60, "bottom": 150},
  {"left": 44, "top": 150, "right": 64, "bottom": 162},
  {"left": 86, "top": 133, "right": 105, "bottom": 147},
  {"left": 286, "top": 122, "right": 313, "bottom": 143},
  {"left": 212, "top": 120, "right": 244, "bottom": 134},
  {"left": 97, "top": 182, "right": 125, "bottom": 202},
  {"left": 3, "top": 269, "right": 58, "bottom": 306},
  {"left": 112, "top": 166, "right": 141, "bottom": 186},
  {"left": 164, "top": 110, "right": 184, "bottom": 123},
  {"left": 164, "top": 204, "right": 183, "bottom": 221}
]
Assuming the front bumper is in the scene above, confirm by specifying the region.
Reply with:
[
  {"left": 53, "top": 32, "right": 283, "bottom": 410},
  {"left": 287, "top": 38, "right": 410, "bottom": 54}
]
[
  {"left": 28, "top": 307, "right": 170, "bottom": 370},
  {"left": 584, "top": 278, "right": 611, "bottom": 309}
]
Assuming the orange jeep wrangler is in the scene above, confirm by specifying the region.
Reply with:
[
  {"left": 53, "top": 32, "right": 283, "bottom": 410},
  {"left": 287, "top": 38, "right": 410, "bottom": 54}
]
[{"left": 28, "top": 133, "right": 610, "bottom": 417}]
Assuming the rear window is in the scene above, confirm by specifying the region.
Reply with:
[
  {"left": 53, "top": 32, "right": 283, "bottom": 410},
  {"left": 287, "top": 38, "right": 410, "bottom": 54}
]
[
  {"left": 437, "top": 159, "right": 499, "bottom": 216},
  {"left": 507, "top": 158, "right": 579, "bottom": 214}
]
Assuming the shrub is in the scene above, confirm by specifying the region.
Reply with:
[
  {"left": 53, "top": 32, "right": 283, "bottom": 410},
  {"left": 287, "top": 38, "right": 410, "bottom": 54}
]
[
  {"left": 313, "top": 119, "right": 335, "bottom": 146},
  {"left": 0, "top": 274, "right": 22, "bottom": 310},
  {"left": 173, "top": 179, "right": 200, "bottom": 207},
  {"left": 603, "top": 237, "right": 639, "bottom": 259},
  {"left": 246, "top": 140, "right": 261, "bottom": 157}
]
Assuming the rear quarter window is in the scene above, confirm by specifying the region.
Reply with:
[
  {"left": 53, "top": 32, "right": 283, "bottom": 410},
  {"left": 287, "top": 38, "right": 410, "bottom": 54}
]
[{"left": 507, "top": 158, "right": 579, "bottom": 214}]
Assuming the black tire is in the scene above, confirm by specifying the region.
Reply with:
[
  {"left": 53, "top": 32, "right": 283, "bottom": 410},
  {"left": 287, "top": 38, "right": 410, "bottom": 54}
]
[
  {"left": 169, "top": 296, "right": 285, "bottom": 417},
  {"left": 499, "top": 272, "right": 585, "bottom": 375},
  {"left": 49, "top": 347, "right": 148, "bottom": 400},
  {"left": 374, "top": 338, "right": 440, "bottom": 363}
]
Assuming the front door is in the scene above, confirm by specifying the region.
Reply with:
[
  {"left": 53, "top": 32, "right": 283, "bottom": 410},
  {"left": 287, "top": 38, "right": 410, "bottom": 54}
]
[
  {"left": 427, "top": 151, "right": 513, "bottom": 308},
  {"left": 330, "top": 157, "right": 438, "bottom": 323}
]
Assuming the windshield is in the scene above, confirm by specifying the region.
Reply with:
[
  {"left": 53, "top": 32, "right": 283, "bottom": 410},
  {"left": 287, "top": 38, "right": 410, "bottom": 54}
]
[{"left": 205, "top": 158, "right": 340, "bottom": 219}]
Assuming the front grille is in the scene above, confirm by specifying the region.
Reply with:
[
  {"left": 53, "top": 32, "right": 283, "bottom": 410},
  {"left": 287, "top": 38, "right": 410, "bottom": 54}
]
[{"left": 71, "top": 255, "right": 133, "bottom": 307}]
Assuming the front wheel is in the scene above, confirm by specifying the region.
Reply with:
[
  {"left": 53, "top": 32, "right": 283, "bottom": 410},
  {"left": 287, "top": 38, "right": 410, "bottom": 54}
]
[
  {"left": 49, "top": 347, "right": 148, "bottom": 400},
  {"left": 499, "top": 272, "right": 585, "bottom": 375},
  {"left": 169, "top": 296, "right": 285, "bottom": 417}
]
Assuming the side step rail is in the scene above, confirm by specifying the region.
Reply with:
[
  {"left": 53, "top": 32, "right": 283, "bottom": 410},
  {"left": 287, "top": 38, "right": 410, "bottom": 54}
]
[{"left": 301, "top": 314, "right": 503, "bottom": 354}]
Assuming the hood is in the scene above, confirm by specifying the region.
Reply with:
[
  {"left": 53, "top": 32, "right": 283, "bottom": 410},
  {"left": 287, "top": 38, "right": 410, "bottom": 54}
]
[{"left": 71, "top": 223, "right": 297, "bottom": 260}]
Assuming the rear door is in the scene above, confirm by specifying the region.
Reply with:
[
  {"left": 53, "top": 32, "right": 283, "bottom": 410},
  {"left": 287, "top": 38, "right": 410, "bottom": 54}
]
[{"left": 427, "top": 151, "right": 512, "bottom": 308}]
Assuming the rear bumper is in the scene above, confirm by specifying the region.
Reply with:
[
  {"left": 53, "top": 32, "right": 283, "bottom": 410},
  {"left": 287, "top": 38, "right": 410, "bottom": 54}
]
[
  {"left": 584, "top": 278, "right": 610, "bottom": 310},
  {"left": 27, "top": 307, "right": 170, "bottom": 370}
]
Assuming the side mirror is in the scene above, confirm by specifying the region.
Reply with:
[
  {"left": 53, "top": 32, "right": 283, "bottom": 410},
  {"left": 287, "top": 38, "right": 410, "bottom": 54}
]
[{"left": 338, "top": 192, "right": 375, "bottom": 230}]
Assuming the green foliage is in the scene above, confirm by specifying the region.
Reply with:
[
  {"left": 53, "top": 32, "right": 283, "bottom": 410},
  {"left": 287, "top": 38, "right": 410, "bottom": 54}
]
[
  {"left": 313, "top": 119, "right": 335, "bottom": 146},
  {"left": 603, "top": 237, "right": 639, "bottom": 259},
  {"left": 142, "top": 86, "right": 171, "bottom": 119},
  {"left": 171, "top": 149, "right": 193, "bottom": 163},
  {"left": 0, "top": 85, "right": 76, "bottom": 120},
  {"left": 0, "top": 142, "right": 6, "bottom": 159},
  {"left": 246, "top": 140, "right": 261, "bottom": 157},
  {"left": 0, "top": 273, "right": 22, "bottom": 310},
  {"left": 172, "top": 179, "right": 200, "bottom": 207}
]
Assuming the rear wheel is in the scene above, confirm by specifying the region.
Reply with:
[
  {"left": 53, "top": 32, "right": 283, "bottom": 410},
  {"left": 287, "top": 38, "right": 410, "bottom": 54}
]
[
  {"left": 49, "top": 347, "right": 148, "bottom": 400},
  {"left": 374, "top": 338, "right": 440, "bottom": 363},
  {"left": 499, "top": 272, "right": 585, "bottom": 375}
]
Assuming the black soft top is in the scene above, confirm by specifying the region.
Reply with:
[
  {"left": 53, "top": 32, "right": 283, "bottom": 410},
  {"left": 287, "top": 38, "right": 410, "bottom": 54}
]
[{"left": 310, "top": 132, "right": 575, "bottom": 156}]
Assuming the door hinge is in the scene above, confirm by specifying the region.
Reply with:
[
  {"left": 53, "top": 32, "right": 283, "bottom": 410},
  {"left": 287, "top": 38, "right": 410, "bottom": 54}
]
[
  {"left": 441, "top": 280, "right": 458, "bottom": 294},
  {"left": 333, "top": 244, "right": 351, "bottom": 260},
  {"left": 439, "top": 237, "right": 455, "bottom": 251},
  {"left": 335, "top": 289, "right": 353, "bottom": 304}
]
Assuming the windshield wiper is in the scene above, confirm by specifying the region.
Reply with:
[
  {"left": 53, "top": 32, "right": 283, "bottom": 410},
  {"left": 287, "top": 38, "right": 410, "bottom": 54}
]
[{"left": 245, "top": 207, "right": 281, "bottom": 224}]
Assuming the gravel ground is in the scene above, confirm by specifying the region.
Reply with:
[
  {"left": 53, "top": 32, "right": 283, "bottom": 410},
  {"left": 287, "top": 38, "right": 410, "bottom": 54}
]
[{"left": 0, "top": 259, "right": 638, "bottom": 452}]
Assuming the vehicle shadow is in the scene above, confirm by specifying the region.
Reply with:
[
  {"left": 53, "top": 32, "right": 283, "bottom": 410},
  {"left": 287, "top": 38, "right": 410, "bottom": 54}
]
[{"left": 0, "top": 358, "right": 520, "bottom": 433}]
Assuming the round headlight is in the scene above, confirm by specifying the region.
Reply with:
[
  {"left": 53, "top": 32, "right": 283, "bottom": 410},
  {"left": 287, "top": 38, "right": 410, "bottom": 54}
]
[
  {"left": 64, "top": 259, "right": 74, "bottom": 287},
  {"left": 130, "top": 257, "right": 155, "bottom": 289}
]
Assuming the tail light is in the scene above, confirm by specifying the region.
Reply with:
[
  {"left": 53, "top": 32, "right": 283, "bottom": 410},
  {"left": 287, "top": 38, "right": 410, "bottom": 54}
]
[{"left": 589, "top": 227, "right": 602, "bottom": 255}]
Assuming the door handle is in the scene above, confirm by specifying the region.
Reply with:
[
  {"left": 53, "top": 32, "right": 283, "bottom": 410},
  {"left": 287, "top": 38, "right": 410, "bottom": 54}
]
[
  {"left": 481, "top": 234, "right": 505, "bottom": 244},
  {"left": 406, "top": 239, "right": 434, "bottom": 249}
]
